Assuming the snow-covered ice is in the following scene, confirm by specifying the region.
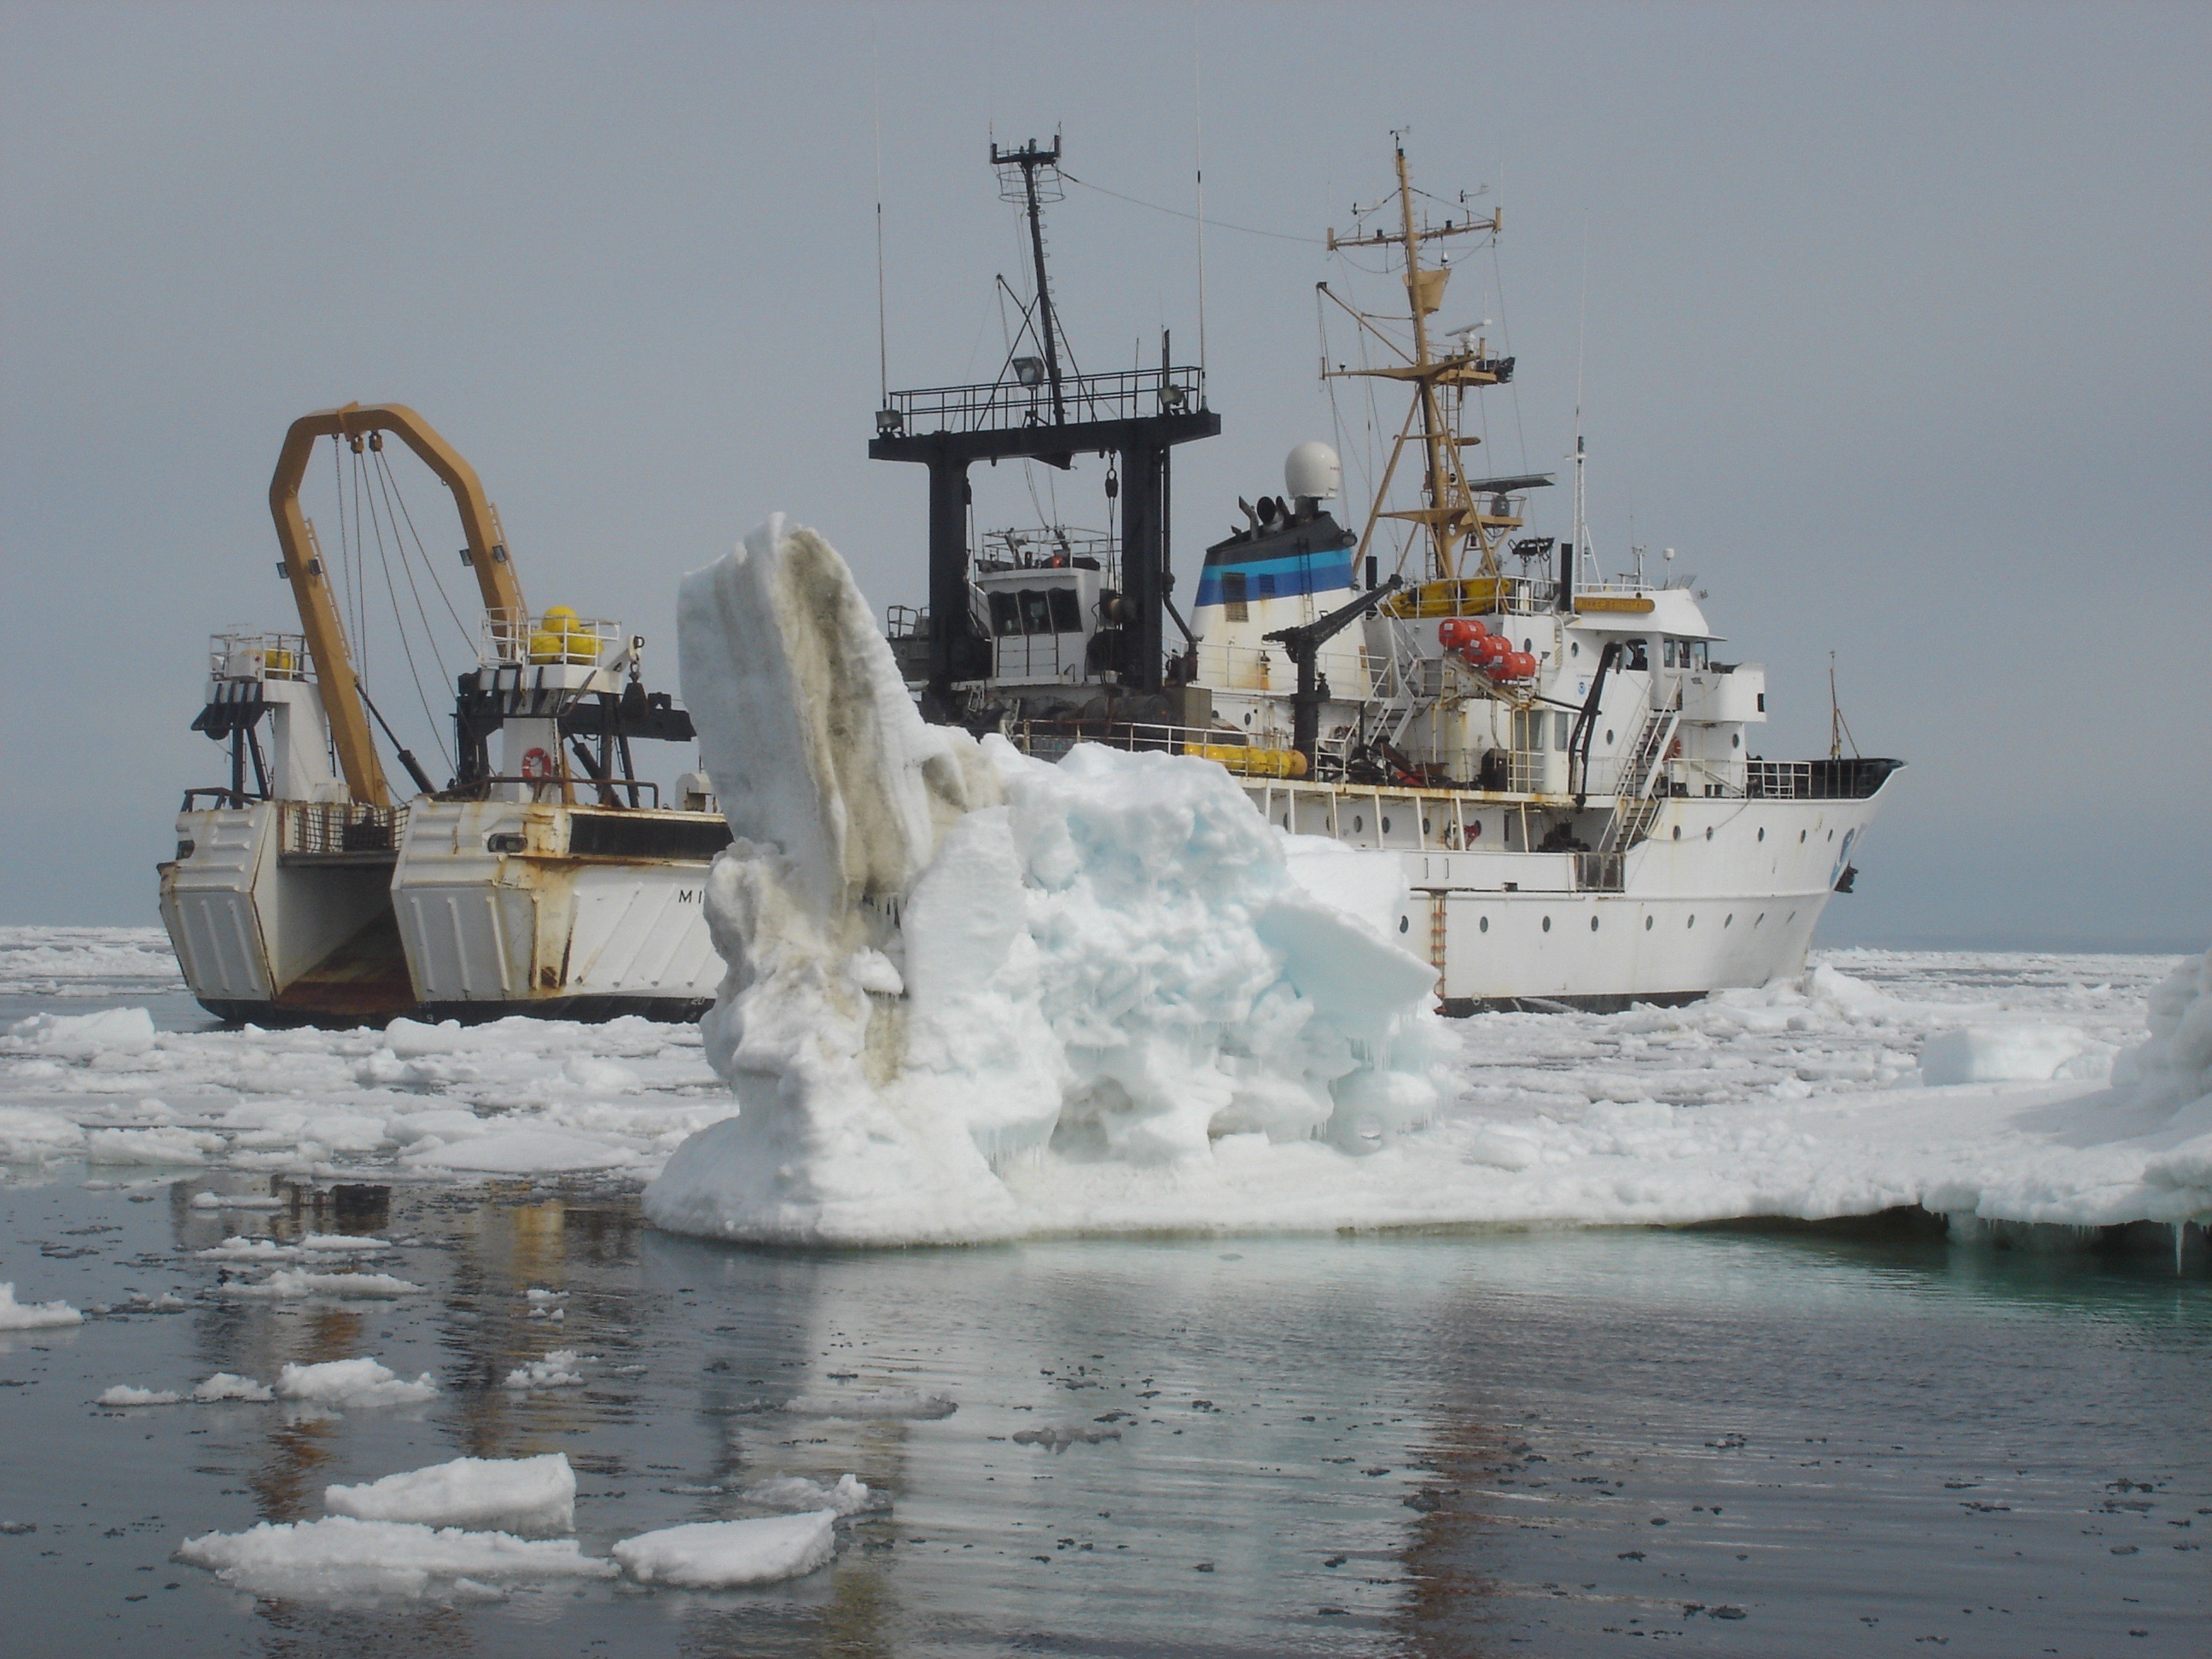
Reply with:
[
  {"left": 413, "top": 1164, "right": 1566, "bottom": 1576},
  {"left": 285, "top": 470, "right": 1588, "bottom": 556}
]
[
  {"left": 97, "top": 1384, "right": 180, "bottom": 1406},
  {"left": 0, "top": 1282, "right": 84, "bottom": 1330},
  {"left": 177, "top": 1516, "right": 614, "bottom": 1603},
  {"left": 503, "top": 1349, "right": 586, "bottom": 1388},
  {"left": 644, "top": 520, "right": 1447, "bottom": 1244},
  {"left": 324, "top": 1454, "right": 575, "bottom": 1532},
  {"left": 744, "top": 1473, "right": 875, "bottom": 1515},
  {"left": 611, "top": 1511, "right": 837, "bottom": 1588},
  {"left": 273, "top": 1358, "right": 438, "bottom": 1408},
  {"left": 783, "top": 1388, "right": 956, "bottom": 1420}
]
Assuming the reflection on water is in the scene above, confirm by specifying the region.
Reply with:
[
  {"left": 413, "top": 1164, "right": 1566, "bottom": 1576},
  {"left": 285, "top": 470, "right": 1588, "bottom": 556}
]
[{"left": 0, "top": 1175, "right": 2204, "bottom": 1657}]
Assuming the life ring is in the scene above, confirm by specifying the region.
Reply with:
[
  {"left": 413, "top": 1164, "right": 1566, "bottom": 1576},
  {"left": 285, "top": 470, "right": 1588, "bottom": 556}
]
[{"left": 520, "top": 747, "right": 557, "bottom": 782}]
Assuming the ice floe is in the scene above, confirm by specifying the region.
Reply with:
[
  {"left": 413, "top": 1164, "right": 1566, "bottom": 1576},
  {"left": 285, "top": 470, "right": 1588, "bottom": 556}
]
[
  {"left": 218, "top": 1268, "right": 423, "bottom": 1301},
  {"left": 272, "top": 1358, "right": 438, "bottom": 1407},
  {"left": 503, "top": 1349, "right": 587, "bottom": 1389},
  {"left": 178, "top": 1516, "right": 614, "bottom": 1603},
  {"left": 611, "top": 1511, "right": 836, "bottom": 1588},
  {"left": 97, "top": 1384, "right": 180, "bottom": 1406},
  {"left": 324, "top": 1454, "right": 576, "bottom": 1532},
  {"left": 0, "top": 1282, "right": 84, "bottom": 1330},
  {"left": 743, "top": 1472, "right": 875, "bottom": 1515},
  {"left": 191, "top": 1372, "right": 274, "bottom": 1402}
]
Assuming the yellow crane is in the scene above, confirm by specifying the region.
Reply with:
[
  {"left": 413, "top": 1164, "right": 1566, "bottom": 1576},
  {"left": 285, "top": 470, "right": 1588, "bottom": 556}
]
[{"left": 267, "top": 402, "right": 527, "bottom": 806}]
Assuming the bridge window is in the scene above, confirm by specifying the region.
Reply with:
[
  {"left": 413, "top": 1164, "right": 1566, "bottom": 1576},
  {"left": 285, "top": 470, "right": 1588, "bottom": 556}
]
[
  {"left": 1050, "top": 589, "right": 1081, "bottom": 632},
  {"left": 990, "top": 591, "right": 1020, "bottom": 637},
  {"left": 1020, "top": 590, "right": 1053, "bottom": 636}
]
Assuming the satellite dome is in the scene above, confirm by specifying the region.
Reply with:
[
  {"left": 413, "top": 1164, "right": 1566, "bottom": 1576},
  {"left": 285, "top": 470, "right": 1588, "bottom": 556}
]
[{"left": 1284, "top": 441, "right": 1341, "bottom": 503}]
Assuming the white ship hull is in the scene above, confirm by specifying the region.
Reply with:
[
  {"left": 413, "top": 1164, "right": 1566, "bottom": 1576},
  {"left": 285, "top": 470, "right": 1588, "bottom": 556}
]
[{"left": 160, "top": 799, "right": 727, "bottom": 1026}]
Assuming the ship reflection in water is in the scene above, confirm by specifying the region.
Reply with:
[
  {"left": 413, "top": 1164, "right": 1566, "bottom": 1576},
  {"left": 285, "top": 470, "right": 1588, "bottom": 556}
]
[{"left": 0, "top": 1179, "right": 2205, "bottom": 1656}]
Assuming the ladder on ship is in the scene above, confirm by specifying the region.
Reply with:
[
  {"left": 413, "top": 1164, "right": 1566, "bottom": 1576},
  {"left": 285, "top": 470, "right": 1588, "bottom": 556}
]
[{"left": 1580, "top": 707, "right": 1679, "bottom": 889}]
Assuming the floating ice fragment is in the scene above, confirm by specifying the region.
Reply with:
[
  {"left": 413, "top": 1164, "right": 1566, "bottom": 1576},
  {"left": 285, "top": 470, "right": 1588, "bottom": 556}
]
[
  {"left": 743, "top": 1473, "right": 875, "bottom": 1515},
  {"left": 84, "top": 1126, "right": 220, "bottom": 1165},
  {"left": 782, "top": 1388, "right": 956, "bottom": 1420},
  {"left": 0, "top": 1283, "right": 84, "bottom": 1330},
  {"left": 273, "top": 1359, "right": 438, "bottom": 1408},
  {"left": 407, "top": 1127, "right": 637, "bottom": 1173},
  {"left": 1919, "top": 1025, "right": 2108, "bottom": 1086},
  {"left": 611, "top": 1511, "right": 836, "bottom": 1588},
  {"left": 325, "top": 1454, "right": 575, "bottom": 1532},
  {"left": 3, "top": 1006, "right": 156, "bottom": 1057},
  {"left": 503, "top": 1350, "right": 587, "bottom": 1389},
  {"left": 177, "top": 1515, "right": 614, "bottom": 1603},
  {"left": 192, "top": 1372, "right": 274, "bottom": 1402},
  {"left": 98, "top": 1385, "right": 180, "bottom": 1406}
]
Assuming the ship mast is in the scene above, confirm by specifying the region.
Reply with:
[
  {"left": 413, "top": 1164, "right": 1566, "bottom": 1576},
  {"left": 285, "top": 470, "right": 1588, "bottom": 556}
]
[{"left": 1322, "top": 141, "right": 1508, "bottom": 585}]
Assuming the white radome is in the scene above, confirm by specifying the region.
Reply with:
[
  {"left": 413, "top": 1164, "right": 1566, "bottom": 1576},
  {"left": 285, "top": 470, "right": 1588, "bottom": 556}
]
[{"left": 1284, "top": 440, "right": 1341, "bottom": 502}]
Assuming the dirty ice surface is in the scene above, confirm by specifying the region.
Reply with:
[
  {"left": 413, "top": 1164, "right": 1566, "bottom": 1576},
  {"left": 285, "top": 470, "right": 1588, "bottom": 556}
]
[
  {"left": 654, "top": 520, "right": 2208, "bottom": 1244},
  {"left": 3, "top": 915, "right": 2208, "bottom": 1241}
]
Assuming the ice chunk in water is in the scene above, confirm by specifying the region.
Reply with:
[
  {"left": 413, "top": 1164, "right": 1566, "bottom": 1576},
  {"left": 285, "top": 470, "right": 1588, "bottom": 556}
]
[
  {"left": 612, "top": 1511, "right": 835, "bottom": 1588},
  {"left": 178, "top": 1516, "right": 613, "bottom": 1603},
  {"left": 274, "top": 1358, "right": 438, "bottom": 1408},
  {"left": 0, "top": 1283, "right": 83, "bottom": 1330},
  {"left": 325, "top": 1454, "right": 574, "bottom": 1532}
]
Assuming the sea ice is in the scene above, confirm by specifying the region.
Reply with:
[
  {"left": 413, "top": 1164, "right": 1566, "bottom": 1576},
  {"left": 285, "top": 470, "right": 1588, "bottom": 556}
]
[
  {"left": 273, "top": 1358, "right": 439, "bottom": 1407},
  {"left": 192, "top": 1372, "right": 275, "bottom": 1402},
  {"left": 325, "top": 1454, "right": 576, "bottom": 1532},
  {"left": 611, "top": 1510, "right": 837, "bottom": 1588},
  {"left": 178, "top": 1515, "right": 614, "bottom": 1602},
  {"left": 1919, "top": 1024, "right": 2110, "bottom": 1085},
  {"left": 503, "top": 1350, "right": 587, "bottom": 1388},
  {"left": 406, "top": 1127, "right": 639, "bottom": 1173},
  {"left": 97, "top": 1384, "right": 180, "bottom": 1406},
  {"left": 744, "top": 1472, "right": 875, "bottom": 1515},
  {"left": 0, "top": 1282, "right": 84, "bottom": 1330},
  {"left": 644, "top": 519, "right": 1447, "bottom": 1245},
  {"left": 1, "top": 1005, "right": 155, "bottom": 1057},
  {"left": 783, "top": 1388, "right": 956, "bottom": 1420}
]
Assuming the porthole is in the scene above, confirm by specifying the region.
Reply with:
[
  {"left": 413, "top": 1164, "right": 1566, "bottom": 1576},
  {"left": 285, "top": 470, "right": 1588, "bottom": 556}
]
[
  {"left": 1589, "top": 915, "right": 1600, "bottom": 932},
  {"left": 1687, "top": 914, "right": 1697, "bottom": 928},
  {"left": 1672, "top": 825, "right": 1681, "bottom": 840},
  {"left": 1422, "top": 817, "right": 1431, "bottom": 835},
  {"left": 1522, "top": 637, "right": 1533, "bottom": 653},
  {"left": 1605, "top": 729, "right": 1615, "bottom": 744},
  {"left": 1799, "top": 830, "right": 1807, "bottom": 843},
  {"left": 1479, "top": 916, "right": 1489, "bottom": 934},
  {"left": 1353, "top": 815, "right": 1364, "bottom": 833},
  {"left": 1705, "top": 826, "right": 1714, "bottom": 840},
  {"left": 1644, "top": 915, "right": 1654, "bottom": 931},
  {"left": 1732, "top": 732, "right": 1741, "bottom": 749},
  {"left": 1571, "top": 641, "right": 1580, "bottom": 657},
  {"left": 1541, "top": 916, "right": 1551, "bottom": 932},
  {"left": 1399, "top": 916, "right": 1409, "bottom": 934},
  {"left": 1382, "top": 816, "right": 1392, "bottom": 834},
  {"left": 1243, "top": 712, "right": 1254, "bottom": 726},
  {"left": 1757, "top": 827, "right": 1765, "bottom": 841}
]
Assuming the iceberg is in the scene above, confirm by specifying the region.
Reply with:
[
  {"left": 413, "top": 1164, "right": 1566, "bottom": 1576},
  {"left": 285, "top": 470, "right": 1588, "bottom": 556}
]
[{"left": 642, "top": 519, "right": 1447, "bottom": 1245}]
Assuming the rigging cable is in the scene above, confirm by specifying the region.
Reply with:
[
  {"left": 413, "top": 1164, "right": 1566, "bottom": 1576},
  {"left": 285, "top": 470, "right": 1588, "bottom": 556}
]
[
  {"left": 373, "top": 446, "right": 474, "bottom": 644},
  {"left": 370, "top": 447, "right": 462, "bottom": 703},
  {"left": 1059, "top": 171, "right": 1321, "bottom": 245},
  {"left": 357, "top": 440, "right": 452, "bottom": 773}
]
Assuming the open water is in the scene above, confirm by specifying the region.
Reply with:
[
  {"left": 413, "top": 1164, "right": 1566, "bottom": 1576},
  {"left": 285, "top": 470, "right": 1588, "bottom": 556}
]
[{"left": 1, "top": 1174, "right": 2204, "bottom": 1657}]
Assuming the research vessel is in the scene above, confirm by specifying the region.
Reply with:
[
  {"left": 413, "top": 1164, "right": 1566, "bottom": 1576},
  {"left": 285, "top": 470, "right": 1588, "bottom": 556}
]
[
  {"left": 870, "top": 140, "right": 1901, "bottom": 1010},
  {"left": 160, "top": 404, "right": 728, "bottom": 1025}
]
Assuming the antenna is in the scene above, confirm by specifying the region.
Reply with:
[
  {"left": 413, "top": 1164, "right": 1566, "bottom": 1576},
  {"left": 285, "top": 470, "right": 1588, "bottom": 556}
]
[
  {"left": 872, "top": 29, "right": 888, "bottom": 405},
  {"left": 1192, "top": 17, "right": 1208, "bottom": 378},
  {"left": 1573, "top": 214, "right": 1593, "bottom": 588},
  {"left": 993, "top": 137, "right": 1068, "bottom": 426}
]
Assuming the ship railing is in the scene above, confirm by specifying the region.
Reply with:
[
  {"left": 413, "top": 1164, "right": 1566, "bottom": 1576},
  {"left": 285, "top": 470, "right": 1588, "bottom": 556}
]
[
  {"left": 1745, "top": 759, "right": 1903, "bottom": 800},
  {"left": 1007, "top": 719, "right": 1299, "bottom": 767},
  {"left": 479, "top": 609, "right": 625, "bottom": 669},
  {"left": 882, "top": 364, "right": 1206, "bottom": 438},
  {"left": 210, "top": 631, "right": 311, "bottom": 684},
  {"left": 282, "top": 801, "right": 407, "bottom": 859}
]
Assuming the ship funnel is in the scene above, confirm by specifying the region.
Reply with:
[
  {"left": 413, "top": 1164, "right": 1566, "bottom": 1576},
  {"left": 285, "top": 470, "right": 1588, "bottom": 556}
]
[{"left": 1285, "top": 441, "right": 1341, "bottom": 504}]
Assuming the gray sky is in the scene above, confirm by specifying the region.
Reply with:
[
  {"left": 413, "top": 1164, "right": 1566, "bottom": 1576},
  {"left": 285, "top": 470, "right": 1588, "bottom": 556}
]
[{"left": 4, "top": 2, "right": 2205, "bottom": 952}]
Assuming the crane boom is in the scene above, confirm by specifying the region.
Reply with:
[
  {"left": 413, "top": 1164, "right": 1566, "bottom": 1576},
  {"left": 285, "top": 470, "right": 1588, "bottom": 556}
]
[{"left": 267, "top": 402, "right": 527, "bottom": 806}]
